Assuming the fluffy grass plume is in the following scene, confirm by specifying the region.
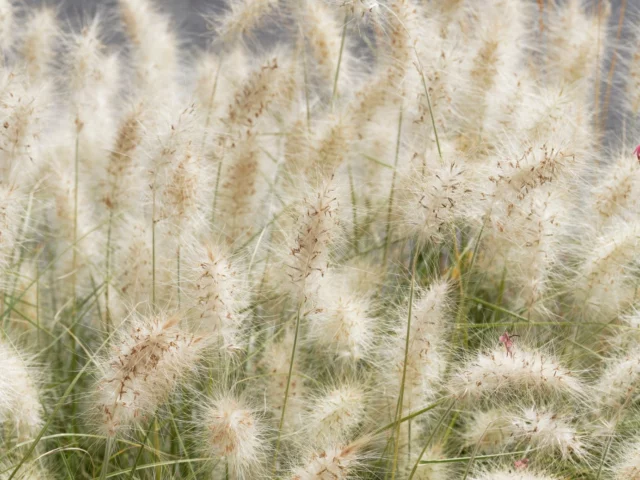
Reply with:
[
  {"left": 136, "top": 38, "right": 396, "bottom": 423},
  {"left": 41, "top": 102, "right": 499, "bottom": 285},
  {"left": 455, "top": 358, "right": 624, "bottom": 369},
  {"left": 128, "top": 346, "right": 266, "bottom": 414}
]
[{"left": 2, "top": 0, "right": 640, "bottom": 478}]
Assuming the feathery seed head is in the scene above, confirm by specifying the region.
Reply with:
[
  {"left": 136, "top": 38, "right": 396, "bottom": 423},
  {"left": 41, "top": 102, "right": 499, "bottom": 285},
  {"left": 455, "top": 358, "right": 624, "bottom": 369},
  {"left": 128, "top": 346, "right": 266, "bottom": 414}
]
[
  {"left": 327, "top": 0, "right": 381, "bottom": 24},
  {"left": 574, "top": 220, "right": 640, "bottom": 317},
  {"left": 591, "top": 151, "right": 640, "bottom": 224},
  {"left": 290, "top": 441, "right": 363, "bottom": 480},
  {"left": 385, "top": 280, "right": 450, "bottom": 406},
  {"left": 305, "top": 382, "right": 366, "bottom": 444},
  {"left": 545, "top": 0, "right": 610, "bottom": 96},
  {"left": 298, "top": 0, "right": 353, "bottom": 90},
  {"left": 0, "top": 341, "right": 42, "bottom": 440},
  {"left": 211, "top": 0, "right": 278, "bottom": 45},
  {"left": 187, "top": 242, "right": 248, "bottom": 354},
  {"left": 0, "top": 0, "right": 13, "bottom": 53},
  {"left": 0, "top": 184, "right": 20, "bottom": 276},
  {"left": 448, "top": 345, "right": 584, "bottom": 401},
  {"left": 510, "top": 406, "right": 585, "bottom": 458},
  {"left": 0, "top": 71, "right": 49, "bottom": 182},
  {"left": 469, "top": 468, "right": 559, "bottom": 480},
  {"left": 596, "top": 348, "right": 640, "bottom": 410},
  {"left": 287, "top": 180, "right": 340, "bottom": 303},
  {"left": 462, "top": 408, "right": 512, "bottom": 454},
  {"left": 20, "top": 7, "right": 59, "bottom": 83},
  {"left": 202, "top": 394, "right": 266, "bottom": 478},
  {"left": 612, "top": 438, "right": 640, "bottom": 480},
  {"left": 307, "top": 270, "right": 376, "bottom": 363},
  {"left": 217, "top": 133, "right": 263, "bottom": 243},
  {"left": 95, "top": 312, "right": 203, "bottom": 436},
  {"left": 119, "top": 0, "right": 177, "bottom": 96},
  {"left": 225, "top": 54, "right": 279, "bottom": 132},
  {"left": 399, "top": 157, "right": 469, "bottom": 244}
]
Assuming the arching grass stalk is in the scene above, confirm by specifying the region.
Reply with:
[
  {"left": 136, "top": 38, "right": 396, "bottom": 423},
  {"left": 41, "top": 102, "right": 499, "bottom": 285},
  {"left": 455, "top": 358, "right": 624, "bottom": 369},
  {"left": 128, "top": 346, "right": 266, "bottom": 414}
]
[
  {"left": 461, "top": 405, "right": 488, "bottom": 480},
  {"left": 211, "top": 149, "right": 224, "bottom": 229},
  {"left": 302, "top": 32, "right": 311, "bottom": 130},
  {"left": 177, "top": 244, "right": 181, "bottom": 309},
  {"left": 168, "top": 409, "right": 196, "bottom": 479},
  {"left": 390, "top": 242, "right": 419, "bottom": 480},
  {"left": 200, "top": 54, "right": 223, "bottom": 153},
  {"left": 602, "top": 0, "right": 627, "bottom": 130},
  {"left": 272, "top": 304, "right": 302, "bottom": 474},
  {"left": 408, "top": 400, "right": 456, "bottom": 480},
  {"left": 128, "top": 419, "right": 155, "bottom": 479},
  {"left": 70, "top": 130, "right": 81, "bottom": 435},
  {"left": 2, "top": 183, "right": 37, "bottom": 335},
  {"left": 331, "top": 13, "right": 348, "bottom": 110},
  {"left": 8, "top": 325, "right": 118, "bottom": 479},
  {"left": 372, "top": 397, "right": 447, "bottom": 437},
  {"left": 593, "top": 0, "right": 604, "bottom": 133},
  {"left": 414, "top": 47, "right": 442, "bottom": 161},
  {"left": 104, "top": 209, "right": 113, "bottom": 334},
  {"left": 99, "top": 437, "right": 115, "bottom": 480},
  {"left": 151, "top": 178, "right": 157, "bottom": 306},
  {"left": 154, "top": 419, "right": 162, "bottom": 480},
  {"left": 348, "top": 164, "right": 359, "bottom": 254},
  {"left": 382, "top": 106, "right": 403, "bottom": 270},
  {"left": 418, "top": 449, "right": 529, "bottom": 466}
]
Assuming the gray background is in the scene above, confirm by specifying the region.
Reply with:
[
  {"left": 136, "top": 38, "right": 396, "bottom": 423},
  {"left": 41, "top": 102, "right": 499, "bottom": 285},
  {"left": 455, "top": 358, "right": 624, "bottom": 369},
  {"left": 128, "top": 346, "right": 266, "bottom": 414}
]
[
  {"left": 26, "top": 0, "right": 638, "bottom": 135},
  {"left": 39, "top": 0, "right": 634, "bottom": 50}
]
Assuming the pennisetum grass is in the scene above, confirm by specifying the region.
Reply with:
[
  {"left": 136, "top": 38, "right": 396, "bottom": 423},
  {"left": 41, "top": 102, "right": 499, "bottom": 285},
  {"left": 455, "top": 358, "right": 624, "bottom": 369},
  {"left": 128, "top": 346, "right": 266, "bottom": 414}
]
[{"left": 1, "top": 0, "right": 640, "bottom": 479}]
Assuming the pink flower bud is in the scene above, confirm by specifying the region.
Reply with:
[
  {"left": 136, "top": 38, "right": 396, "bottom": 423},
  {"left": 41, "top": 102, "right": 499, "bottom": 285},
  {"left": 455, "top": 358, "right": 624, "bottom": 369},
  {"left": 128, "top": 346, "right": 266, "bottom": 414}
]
[{"left": 499, "top": 331, "right": 518, "bottom": 357}]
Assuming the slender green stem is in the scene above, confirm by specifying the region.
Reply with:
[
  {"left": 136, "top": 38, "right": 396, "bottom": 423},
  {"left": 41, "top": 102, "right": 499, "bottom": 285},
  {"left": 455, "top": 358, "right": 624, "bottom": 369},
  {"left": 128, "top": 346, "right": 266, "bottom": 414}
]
[
  {"left": 391, "top": 245, "right": 419, "bottom": 480},
  {"left": 70, "top": 131, "right": 80, "bottom": 434},
  {"left": 408, "top": 400, "right": 456, "bottom": 479},
  {"left": 211, "top": 156, "right": 223, "bottom": 229},
  {"left": 152, "top": 182, "right": 156, "bottom": 307},
  {"left": 8, "top": 327, "right": 117, "bottom": 479},
  {"left": 440, "top": 410, "right": 459, "bottom": 447},
  {"left": 104, "top": 209, "right": 113, "bottom": 334},
  {"left": 168, "top": 409, "right": 196, "bottom": 478},
  {"left": 154, "top": 418, "right": 162, "bottom": 480},
  {"left": 331, "top": 14, "right": 349, "bottom": 110},
  {"left": 99, "top": 438, "right": 114, "bottom": 480},
  {"left": 419, "top": 450, "right": 529, "bottom": 465},
  {"left": 348, "top": 164, "right": 359, "bottom": 254},
  {"left": 36, "top": 260, "right": 40, "bottom": 347},
  {"left": 373, "top": 397, "right": 447, "bottom": 437},
  {"left": 301, "top": 33, "right": 311, "bottom": 131},
  {"left": 200, "top": 55, "right": 223, "bottom": 153},
  {"left": 462, "top": 410, "right": 493, "bottom": 480},
  {"left": 73, "top": 135, "right": 79, "bottom": 304},
  {"left": 596, "top": 427, "right": 615, "bottom": 480},
  {"left": 467, "top": 296, "right": 529, "bottom": 322},
  {"left": 3, "top": 186, "right": 37, "bottom": 334},
  {"left": 0, "top": 218, "right": 112, "bottom": 328},
  {"left": 454, "top": 223, "right": 485, "bottom": 346},
  {"left": 272, "top": 306, "right": 302, "bottom": 473},
  {"left": 382, "top": 106, "right": 403, "bottom": 269},
  {"left": 104, "top": 459, "right": 212, "bottom": 479},
  {"left": 415, "top": 51, "right": 442, "bottom": 161},
  {"left": 177, "top": 244, "right": 181, "bottom": 310},
  {"left": 128, "top": 420, "right": 155, "bottom": 479}
]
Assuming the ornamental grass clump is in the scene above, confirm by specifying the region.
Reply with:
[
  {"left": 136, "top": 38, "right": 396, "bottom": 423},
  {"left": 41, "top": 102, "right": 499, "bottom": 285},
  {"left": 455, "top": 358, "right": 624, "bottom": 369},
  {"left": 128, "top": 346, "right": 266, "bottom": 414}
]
[{"left": 3, "top": 0, "right": 640, "bottom": 478}]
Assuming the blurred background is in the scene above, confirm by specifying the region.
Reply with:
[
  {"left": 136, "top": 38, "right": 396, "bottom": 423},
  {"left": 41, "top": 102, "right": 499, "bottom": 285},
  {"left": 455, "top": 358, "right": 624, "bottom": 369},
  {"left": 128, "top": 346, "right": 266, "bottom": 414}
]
[
  {"left": 22, "top": 0, "right": 638, "bottom": 139},
  {"left": 25, "top": 0, "right": 633, "bottom": 50}
]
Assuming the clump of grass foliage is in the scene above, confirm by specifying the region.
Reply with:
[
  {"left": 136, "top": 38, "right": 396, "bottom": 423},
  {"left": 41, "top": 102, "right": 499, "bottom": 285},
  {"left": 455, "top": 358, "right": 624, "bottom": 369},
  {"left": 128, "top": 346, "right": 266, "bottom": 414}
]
[{"left": 1, "top": 0, "right": 640, "bottom": 478}]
